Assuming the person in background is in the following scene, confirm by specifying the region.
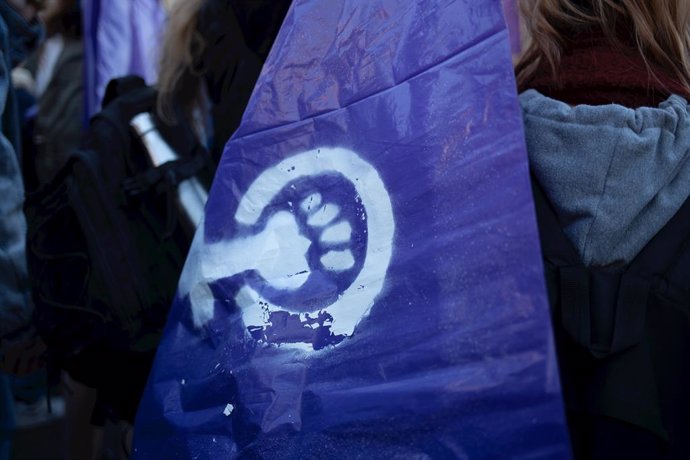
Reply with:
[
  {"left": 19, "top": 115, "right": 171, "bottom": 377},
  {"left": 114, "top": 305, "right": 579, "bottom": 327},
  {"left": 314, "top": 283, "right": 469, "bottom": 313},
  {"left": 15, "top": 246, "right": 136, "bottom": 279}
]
[
  {"left": 0, "top": 0, "right": 44, "bottom": 458},
  {"left": 516, "top": 0, "right": 690, "bottom": 458},
  {"left": 22, "top": 0, "right": 82, "bottom": 189},
  {"left": 157, "top": 0, "right": 291, "bottom": 164}
]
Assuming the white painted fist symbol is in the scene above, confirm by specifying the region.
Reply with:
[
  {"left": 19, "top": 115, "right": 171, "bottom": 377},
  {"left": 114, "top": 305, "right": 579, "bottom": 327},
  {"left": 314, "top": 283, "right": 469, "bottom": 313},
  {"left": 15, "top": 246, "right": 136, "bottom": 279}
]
[{"left": 179, "top": 148, "right": 395, "bottom": 350}]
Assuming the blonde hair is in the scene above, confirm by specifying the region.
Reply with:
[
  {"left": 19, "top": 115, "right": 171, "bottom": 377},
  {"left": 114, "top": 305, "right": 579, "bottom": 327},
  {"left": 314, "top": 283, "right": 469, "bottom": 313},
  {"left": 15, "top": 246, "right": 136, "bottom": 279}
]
[
  {"left": 157, "top": 0, "right": 206, "bottom": 123},
  {"left": 515, "top": 0, "right": 690, "bottom": 93}
]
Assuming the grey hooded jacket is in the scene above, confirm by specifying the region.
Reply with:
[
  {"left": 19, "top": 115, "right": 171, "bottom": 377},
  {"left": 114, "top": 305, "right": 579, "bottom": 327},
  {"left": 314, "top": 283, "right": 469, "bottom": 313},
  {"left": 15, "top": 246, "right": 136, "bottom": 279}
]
[
  {"left": 521, "top": 90, "right": 690, "bottom": 268},
  {"left": 0, "top": 3, "right": 41, "bottom": 338}
]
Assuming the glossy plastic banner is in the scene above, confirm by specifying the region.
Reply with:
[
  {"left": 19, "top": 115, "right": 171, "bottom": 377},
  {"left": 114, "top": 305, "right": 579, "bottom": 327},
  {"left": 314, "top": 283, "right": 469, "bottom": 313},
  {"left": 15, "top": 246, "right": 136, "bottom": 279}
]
[{"left": 134, "top": 0, "right": 571, "bottom": 458}]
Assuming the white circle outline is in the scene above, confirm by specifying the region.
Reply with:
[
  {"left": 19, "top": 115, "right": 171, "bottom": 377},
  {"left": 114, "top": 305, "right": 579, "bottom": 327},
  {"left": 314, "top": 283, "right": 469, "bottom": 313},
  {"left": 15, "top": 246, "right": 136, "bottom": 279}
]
[{"left": 235, "top": 147, "right": 396, "bottom": 337}]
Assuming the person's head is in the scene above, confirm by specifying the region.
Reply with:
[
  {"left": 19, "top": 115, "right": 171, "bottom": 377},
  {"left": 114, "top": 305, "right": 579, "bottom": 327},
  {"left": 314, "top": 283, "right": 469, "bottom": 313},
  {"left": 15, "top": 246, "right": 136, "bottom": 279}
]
[
  {"left": 516, "top": 0, "right": 690, "bottom": 92},
  {"left": 157, "top": 0, "right": 206, "bottom": 124}
]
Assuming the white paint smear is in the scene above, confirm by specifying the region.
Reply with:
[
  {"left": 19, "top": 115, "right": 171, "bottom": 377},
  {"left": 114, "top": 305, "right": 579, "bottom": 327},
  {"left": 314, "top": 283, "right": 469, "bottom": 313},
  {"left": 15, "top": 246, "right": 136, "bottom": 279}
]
[
  {"left": 320, "top": 221, "right": 352, "bottom": 243},
  {"left": 307, "top": 204, "right": 340, "bottom": 227},
  {"left": 301, "top": 193, "right": 322, "bottom": 214},
  {"left": 321, "top": 249, "right": 355, "bottom": 271}
]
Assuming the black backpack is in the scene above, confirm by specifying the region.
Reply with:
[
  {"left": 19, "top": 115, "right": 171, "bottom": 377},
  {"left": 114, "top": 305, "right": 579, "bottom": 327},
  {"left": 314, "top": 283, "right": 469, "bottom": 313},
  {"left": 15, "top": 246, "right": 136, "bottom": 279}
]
[
  {"left": 25, "top": 77, "right": 212, "bottom": 384},
  {"left": 532, "top": 178, "right": 690, "bottom": 459}
]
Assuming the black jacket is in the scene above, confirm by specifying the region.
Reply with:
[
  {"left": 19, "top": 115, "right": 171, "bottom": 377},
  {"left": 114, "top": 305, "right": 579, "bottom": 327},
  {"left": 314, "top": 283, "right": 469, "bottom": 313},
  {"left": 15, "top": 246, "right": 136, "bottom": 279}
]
[
  {"left": 533, "top": 179, "right": 690, "bottom": 460},
  {"left": 196, "top": 0, "right": 291, "bottom": 164}
]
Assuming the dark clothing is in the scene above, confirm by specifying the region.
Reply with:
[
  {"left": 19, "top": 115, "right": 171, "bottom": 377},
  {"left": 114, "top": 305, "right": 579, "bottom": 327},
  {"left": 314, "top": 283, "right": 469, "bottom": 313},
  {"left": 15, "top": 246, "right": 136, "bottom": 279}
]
[
  {"left": 0, "top": 2, "right": 41, "bottom": 158},
  {"left": 195, "top": 0, "right": 290, "bottom": 164},
  {"left": 26, "top": 77, "right": 210, "bottom": 424},
  {"left": 522, "top": 32, "right": 690, "bottom": 460},
  {"left": 0, "top": 1, "right": 41, "bottom": 340},
  {"left": 0, "top": 5, "right": 41, "bottom": 457},
  {"left": 25, "top": 38, "right": 84, "bottom": 186},
  {"left": 532, "top": 178, "right": 690, "bottom": 460}
]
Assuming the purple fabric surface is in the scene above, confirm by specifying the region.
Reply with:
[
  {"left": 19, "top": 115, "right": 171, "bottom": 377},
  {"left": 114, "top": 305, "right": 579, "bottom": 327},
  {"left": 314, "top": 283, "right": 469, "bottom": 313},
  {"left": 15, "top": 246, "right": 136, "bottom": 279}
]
[
  {"left": 134, "top": 1, "right": 570, "bottom": 458},
  {"left": 503, "top": 0, "right": 521, "bottom": 55},
  {"left": 83, "top": 0, "right": 166, "bottom": 120}
]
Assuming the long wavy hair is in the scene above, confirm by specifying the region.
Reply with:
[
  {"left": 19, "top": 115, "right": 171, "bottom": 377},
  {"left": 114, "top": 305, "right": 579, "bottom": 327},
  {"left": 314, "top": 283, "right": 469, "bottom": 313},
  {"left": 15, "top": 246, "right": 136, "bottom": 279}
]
[
  {"left": 515, "top": 0, "right": 690, "bottom": 92},
  {"left": 157, "top": 0, "right": 206, "bottom": 123}
]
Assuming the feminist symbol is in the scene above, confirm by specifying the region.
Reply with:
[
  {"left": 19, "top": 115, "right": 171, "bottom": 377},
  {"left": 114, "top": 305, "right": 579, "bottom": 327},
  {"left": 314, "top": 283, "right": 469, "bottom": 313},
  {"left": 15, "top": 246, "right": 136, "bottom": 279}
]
[{"left": 179, "top": 147, "right": 395, "bottom": 351}]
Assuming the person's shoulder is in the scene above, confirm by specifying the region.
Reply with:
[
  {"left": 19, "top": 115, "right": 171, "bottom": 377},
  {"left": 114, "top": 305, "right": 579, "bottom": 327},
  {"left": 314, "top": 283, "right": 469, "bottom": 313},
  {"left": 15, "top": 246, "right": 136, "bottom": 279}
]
[
  {"left": 519, "top": 89, "right": 690, "bottom": 132},
  {"left": 518, "top": 90, "right": 582, "bottom": 125}
]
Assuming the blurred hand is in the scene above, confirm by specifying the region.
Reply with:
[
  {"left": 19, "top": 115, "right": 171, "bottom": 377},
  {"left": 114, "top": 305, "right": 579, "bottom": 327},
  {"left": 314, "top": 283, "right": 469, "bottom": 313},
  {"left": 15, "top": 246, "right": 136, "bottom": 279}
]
[{"left": 0, "top": 334, "right": 46, "bottom": 376}]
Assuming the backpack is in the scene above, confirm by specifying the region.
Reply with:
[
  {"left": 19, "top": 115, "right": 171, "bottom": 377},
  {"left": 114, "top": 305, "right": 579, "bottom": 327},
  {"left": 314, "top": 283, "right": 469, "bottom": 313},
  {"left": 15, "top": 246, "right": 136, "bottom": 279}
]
[
  {"left": 25, "top": 77, "right": 212, "bottom": 391},
  {"left": 532, "top": 178, "right": 690, "bottom": 459}
]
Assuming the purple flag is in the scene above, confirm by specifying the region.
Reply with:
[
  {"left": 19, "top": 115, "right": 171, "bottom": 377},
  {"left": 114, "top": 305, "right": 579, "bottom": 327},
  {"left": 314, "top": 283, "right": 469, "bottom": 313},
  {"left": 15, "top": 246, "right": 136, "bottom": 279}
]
[
  {"left": 134, "top": 0, "right": 570, "bottom": 458},
  {"left": 503, "top": 0, "right": 522, "bottom": 55},
  {"left": 83, "top": 0, "right": 166, "bottom": 120}
]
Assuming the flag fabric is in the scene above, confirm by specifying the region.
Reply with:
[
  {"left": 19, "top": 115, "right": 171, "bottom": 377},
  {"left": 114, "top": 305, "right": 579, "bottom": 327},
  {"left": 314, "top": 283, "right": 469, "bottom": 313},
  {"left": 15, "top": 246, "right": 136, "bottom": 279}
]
[
  {"left": 133, "top": 1, "right": 570, "bottom": 458},
  {"left": 83, "top": 0, "right": 166, "bottom": 120},
  {"left": 503, "top": 0, "right": 522, "bottom": 55}
]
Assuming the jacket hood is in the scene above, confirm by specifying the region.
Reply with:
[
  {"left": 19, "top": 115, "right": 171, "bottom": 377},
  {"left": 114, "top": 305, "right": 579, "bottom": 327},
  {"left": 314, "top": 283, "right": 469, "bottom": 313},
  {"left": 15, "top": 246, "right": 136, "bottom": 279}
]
[{"left": 521, "top": 89, "right": 690, "bottom": 267}]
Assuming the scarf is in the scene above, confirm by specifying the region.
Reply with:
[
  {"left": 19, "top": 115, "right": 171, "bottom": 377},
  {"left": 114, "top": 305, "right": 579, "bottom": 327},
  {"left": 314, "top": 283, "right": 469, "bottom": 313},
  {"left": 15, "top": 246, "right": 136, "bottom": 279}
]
[{"left": 521, "top": 32, "right": 690, "bottom": 108}]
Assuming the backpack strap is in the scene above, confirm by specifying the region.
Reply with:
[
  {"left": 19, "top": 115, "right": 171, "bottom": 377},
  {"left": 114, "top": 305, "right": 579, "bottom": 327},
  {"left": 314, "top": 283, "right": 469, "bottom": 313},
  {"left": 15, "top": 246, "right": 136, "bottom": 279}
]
[
  {"left": 120, "top": 150, "right": 209, "bottom": 238},
  {"left": 121, "top": 150, "right": 208, "bottom": 199}
]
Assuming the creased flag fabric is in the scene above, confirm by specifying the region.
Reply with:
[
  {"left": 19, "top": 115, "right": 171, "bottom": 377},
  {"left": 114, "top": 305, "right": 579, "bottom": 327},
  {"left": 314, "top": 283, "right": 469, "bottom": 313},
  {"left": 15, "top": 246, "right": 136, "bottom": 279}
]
[
  {"left": 83, "top": 0, "right": 166, "bottom": 120},
  {"left": 133, "top": 1, "right": 571, "bottom": 458}
]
